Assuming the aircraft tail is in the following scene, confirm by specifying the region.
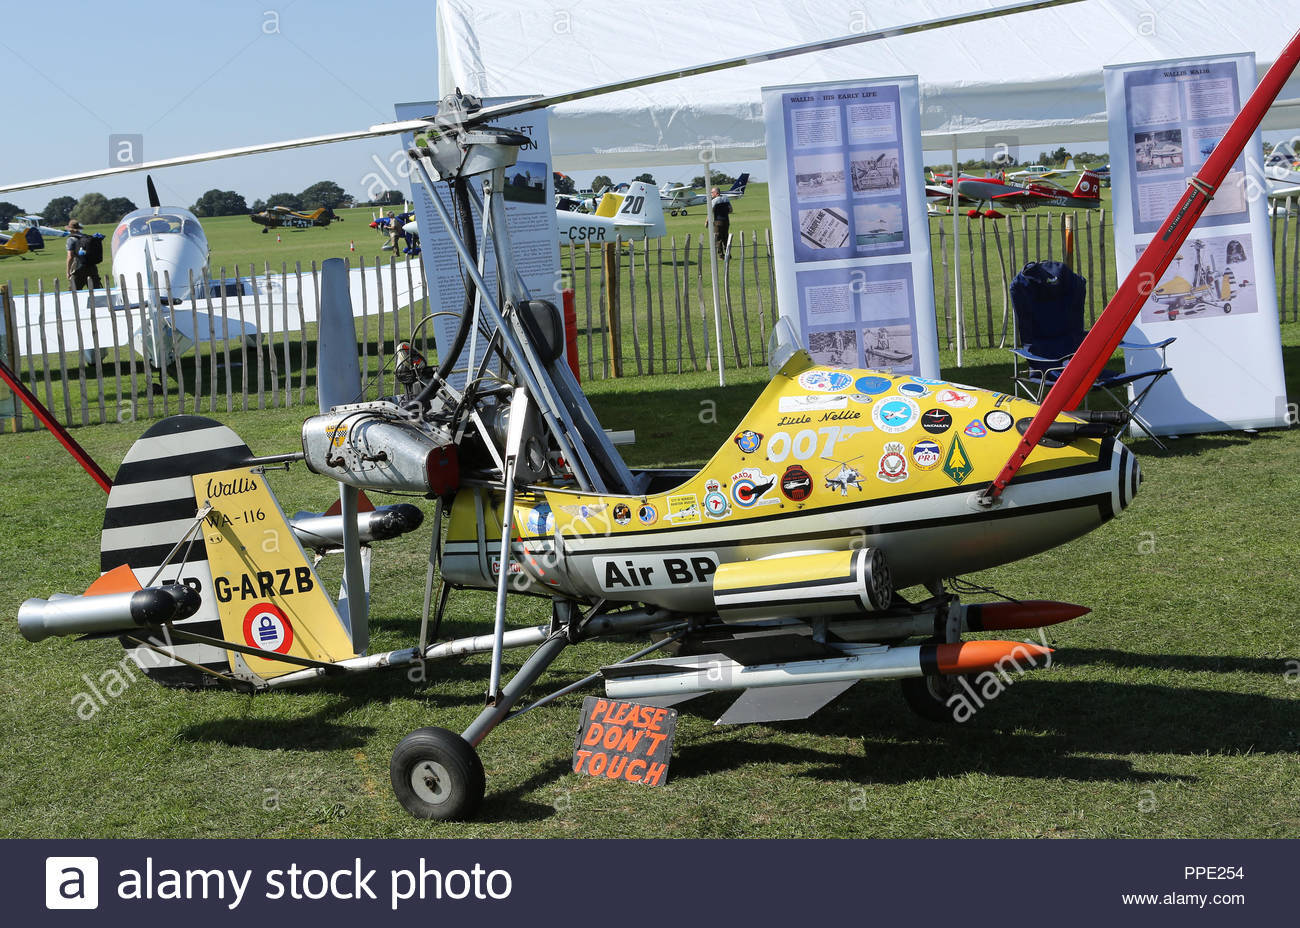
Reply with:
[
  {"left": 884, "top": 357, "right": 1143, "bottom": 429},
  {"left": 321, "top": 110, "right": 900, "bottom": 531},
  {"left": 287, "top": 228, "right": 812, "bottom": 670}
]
[
  {"left": 728, "top": 173, "right": 751, "bottom": 195},
  {"left": 1073, "top": 171, "right": 1101, "bottom": 198},
  {"left": 597, "top": 181, "right": 666, "bottom": 238},
  {"left": 25, "top": 227, "right": 44, "bottom": 250},
  {"left": 3, "top": 228, "right": 29, "bottom": 255},
  {"left": 100, "top": 416, "right": 358, "bottom": 688},
  {"left": 1063, "top": 158, "right": 1076, "bottom": 172}
]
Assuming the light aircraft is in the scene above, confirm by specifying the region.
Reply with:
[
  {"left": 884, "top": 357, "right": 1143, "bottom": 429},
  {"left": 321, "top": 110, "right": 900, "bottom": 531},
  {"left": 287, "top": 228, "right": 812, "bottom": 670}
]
[
  {"left": 926, "top": 170, "right": 1102, "bottom": 218},
  {"left": 1265, "top": 140, "right": 1300, "bottom": 202},
  {"left": 7, "top": 214, "right": 66, "bottom": 238},
  {"left": 371, "top": 209, "right": 421, "bottom": 254},
  {"left": 8, "top": 0, "right": 1296, "bottom": 823},
  {"left": 0, "top": 228, "right": 33, "bottom": 258},
  {"left": 1006, "top": 159, "right": 1076, "bottom": 180},
  {"left": 658, "top": 173, "right": 749, "bottom": 216},
  {"left": 98, "top": 177, "right": 258, "bottom": 367},
  {"left": 1148, "top": 239, "right": 1248, "bottom": 320},
  {"left": 250, "top": 205, "right": 343, "bottom": 232},
  {"left": 557, "top": 180, "right": 666, "bottom": 244}
]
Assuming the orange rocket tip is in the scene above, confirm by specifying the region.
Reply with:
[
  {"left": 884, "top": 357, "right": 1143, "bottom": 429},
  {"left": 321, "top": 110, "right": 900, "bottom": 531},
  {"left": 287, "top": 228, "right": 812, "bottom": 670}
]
[{"left": 929, "top": 639, "right": 1053, "bottom": 676}]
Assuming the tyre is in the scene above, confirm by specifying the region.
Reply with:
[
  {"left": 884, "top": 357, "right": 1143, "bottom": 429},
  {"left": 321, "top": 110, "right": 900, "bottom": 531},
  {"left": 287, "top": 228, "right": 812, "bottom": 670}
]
[
  {"left": 1223, "top": 302, "right": 1231, "bottom": 313},
  {"left": 390, "top": 727, "right": 485, "bottom": 821},
  {"left": 900, "top": 673, "right": 971, "bottom": 724}
]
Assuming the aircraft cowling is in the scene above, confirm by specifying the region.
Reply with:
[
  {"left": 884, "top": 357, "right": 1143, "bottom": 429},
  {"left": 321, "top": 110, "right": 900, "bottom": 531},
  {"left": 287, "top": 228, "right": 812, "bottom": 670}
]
[{"left": 111, "top": 235, "right": 209, "bottom": 301}]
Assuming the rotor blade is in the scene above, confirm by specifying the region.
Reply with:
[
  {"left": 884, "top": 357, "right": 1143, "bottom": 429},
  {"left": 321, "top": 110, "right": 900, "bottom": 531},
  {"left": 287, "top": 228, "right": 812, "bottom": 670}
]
[
  {"left": 0, "top": 121, "right": 433, "bottom": 195},
  {"left": 984, "top": 26, "right": 1300, "bottom": 503},
  {"left": 146, "top": 174, "right": 160, "bottom": 209},
  {"left": 317, "top": 256, "right": 362, "bottom": 412},
  {"left": 0, "top": 1, "right": 1078, "bottom": 195},
  {"left": 467, "top": 0, "right": 1083, "bottom": 124}
]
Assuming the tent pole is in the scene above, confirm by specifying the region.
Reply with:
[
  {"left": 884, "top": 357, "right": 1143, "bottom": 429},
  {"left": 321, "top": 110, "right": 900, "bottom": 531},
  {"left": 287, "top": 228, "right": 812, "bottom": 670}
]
[
  {"left": 952, "top": 138, "right": 963, "bottom": 367},
  {"left": 705, "top": 160, "right": 726, "bottom": 386}
]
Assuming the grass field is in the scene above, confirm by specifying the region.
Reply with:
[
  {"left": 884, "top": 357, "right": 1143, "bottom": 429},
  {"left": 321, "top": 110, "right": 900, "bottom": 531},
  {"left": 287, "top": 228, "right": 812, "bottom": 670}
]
[{"left": 1, "top": 321, "right": 1297, "bottom": 838}]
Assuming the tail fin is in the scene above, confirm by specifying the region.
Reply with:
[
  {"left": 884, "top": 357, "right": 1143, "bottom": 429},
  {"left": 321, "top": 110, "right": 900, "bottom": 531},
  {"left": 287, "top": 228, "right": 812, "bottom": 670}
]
[
  {"left": 3, "top": 229, "right": 29, "bottom": 254},
  {"left": 729, "top": 173, "right": 750, "bottom": 195},
  {"left": 595, "top": 190, "right": 624, "bottom": 218},
  {"left": 25, "top": 227, "right": 44, "bottom": 250},
  {"left": 101, "top": 416, "right": 356, "bottom": 687},
  {"left": 607, "top": 181, "right": 667, "bottom": 238},
  {"left": 1063, "top": 158, "right": 1076, "bottom": 172},
  {"left": 1073, "top": 171, "right": 1101, "bottom": 198},
  {"left": 306, "top": 208, "right": 325, "bottom": 220}
]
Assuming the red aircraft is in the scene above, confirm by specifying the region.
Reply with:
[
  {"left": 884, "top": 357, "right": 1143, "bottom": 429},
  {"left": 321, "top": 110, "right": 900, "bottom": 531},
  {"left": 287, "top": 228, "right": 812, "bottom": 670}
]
[{"left": 927, "top": 169, "right": 1102, "bottom": 218}]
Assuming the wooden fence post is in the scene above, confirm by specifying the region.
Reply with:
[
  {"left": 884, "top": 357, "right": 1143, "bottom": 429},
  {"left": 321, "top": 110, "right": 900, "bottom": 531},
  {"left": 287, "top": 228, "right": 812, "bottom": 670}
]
[
  {"left": 602, "top": 242, "right": 622, "bottom": 377},
  {"left": 682, "top": 234, "right": 698, "bottom": 371},
  {"left": 1098, "top": 209, "right": 1109, "bottom": 307},
  {"left": 120, "top": 281, "right": 139, "bottom": 423},
  {"left": 964, "top": 217, "right": 980, "bottom": 347},
  {"left": 938, "top": 222, "right": 951, "bottom": 348},
  {"left": 627, "top": 240, "right": 642, "bottom": 375},
  {"left": 696, "top": 238, "right": 710, "bottom": 370},
  {"left": 67, "top": 284, "right": 89, "bottom": 425},
  {"left": 750, "top": 231, "right": 766, "bottom": 364},
  {"left": 583, "top": 242, "right": 594, "bottom": 381},
  {"left": 1084, "top": 211, "right": 1095, "bottom": 323},
  {"left": 978, "top": 218, "right": 993, "bottom": 348}
]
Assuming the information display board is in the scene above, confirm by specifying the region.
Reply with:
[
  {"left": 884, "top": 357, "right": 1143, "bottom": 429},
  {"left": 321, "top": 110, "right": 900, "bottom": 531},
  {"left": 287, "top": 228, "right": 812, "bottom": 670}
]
[
  {"left": 762, "top": 77, "right": 938, "bottom": 377},
  {"left": 1104, "top": 54, "right": 1287, "bottom": 434}
]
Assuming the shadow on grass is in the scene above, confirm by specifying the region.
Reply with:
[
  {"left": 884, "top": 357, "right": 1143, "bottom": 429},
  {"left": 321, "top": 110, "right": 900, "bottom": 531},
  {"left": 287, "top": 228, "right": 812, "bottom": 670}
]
[{"left": 669, "top": 675, "right": 1299, "bottom": 787}]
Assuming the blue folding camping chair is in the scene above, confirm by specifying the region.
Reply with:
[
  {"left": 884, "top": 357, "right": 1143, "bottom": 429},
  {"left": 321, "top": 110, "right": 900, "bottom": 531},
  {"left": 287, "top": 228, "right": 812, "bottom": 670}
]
[{"left": 1009, "top": 260, "right": 1175, "bottom": 449}]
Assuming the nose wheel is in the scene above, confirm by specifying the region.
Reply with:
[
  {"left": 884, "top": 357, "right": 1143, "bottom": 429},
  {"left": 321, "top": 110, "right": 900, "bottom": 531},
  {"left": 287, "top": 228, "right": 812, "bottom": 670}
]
[{"left": 390, "top": 727, "right": 485, "bottom": 820}]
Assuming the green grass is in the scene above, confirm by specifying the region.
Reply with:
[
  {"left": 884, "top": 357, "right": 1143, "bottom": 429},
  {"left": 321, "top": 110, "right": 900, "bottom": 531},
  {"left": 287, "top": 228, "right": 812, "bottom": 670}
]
[{"left": 0, "top": 323, "right": 1297, "bottom": 838}]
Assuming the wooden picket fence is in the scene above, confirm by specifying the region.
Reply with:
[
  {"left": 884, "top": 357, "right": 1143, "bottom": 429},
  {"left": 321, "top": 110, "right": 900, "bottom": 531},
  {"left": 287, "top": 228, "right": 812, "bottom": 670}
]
[{"left": 5, "top": 205, "right": 1299, "bottom": 435}]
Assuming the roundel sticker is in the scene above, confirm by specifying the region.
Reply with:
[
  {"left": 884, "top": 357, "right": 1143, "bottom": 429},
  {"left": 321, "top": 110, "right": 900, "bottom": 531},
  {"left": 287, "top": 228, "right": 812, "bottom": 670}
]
[
  {"left": 243, "top": 602, "right": 294, "bottom": 654},
  {"left": 872, "top": 396, "right": 919, "bottom": 434},
  {"left": 638, "top": 503, "right": 658, "bottom": 525},
  {"left": 799, "top": 369, "right": 853, "bottom": 393},
  {"left": 984, "top": 409, "right": 1014, "bottom": 433},
  {"left": 920, "top": 408, "right": 953, "bottom": 434},
  {"left": 897, "top": 381, "right": 931, "bottom": 399},
  {"left": 526, "top": 503, "right": 554, "bottom": 535},
  {"left": 613, "top": 503, "right": 632, "bottom": 525},
  {"left": 781, "top": 465, "right": 813, "bottom": 502},
  {"left": 910, "top": 376, "right": 945, "bottom": 386},
  {"left": 912, "top": 439, "right": 942, "bottom": 470},
  {"left": 935, "top": 388, "right": 977, "bottom": 409},
  {"left": 703, "top": 491, "right": 729, "bottom": 518},
  {"left": 855, "top": 375, "right": 892, "bottom": 395},
  {"left": 1079, "top": 178, "right": 1092, "bottom": 193}
]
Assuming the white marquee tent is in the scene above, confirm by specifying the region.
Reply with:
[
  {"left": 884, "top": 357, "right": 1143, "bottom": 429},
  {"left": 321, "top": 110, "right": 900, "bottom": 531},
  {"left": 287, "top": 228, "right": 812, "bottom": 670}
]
[{"left": 431, "top": 0, "right": 1300, "bottom": 168}]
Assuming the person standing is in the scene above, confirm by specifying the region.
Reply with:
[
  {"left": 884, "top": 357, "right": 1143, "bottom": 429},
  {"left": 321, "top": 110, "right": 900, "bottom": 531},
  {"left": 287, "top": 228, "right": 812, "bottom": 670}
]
[
  {"left": 65, "top": 219, "right": 103, "bottom": 291},
  {"left": 708, "top": 187, "right": 733, "bottom": 259}
]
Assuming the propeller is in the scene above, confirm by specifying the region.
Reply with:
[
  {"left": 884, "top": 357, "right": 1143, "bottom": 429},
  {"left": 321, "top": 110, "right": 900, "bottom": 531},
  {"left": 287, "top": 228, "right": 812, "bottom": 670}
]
[
  {"left": 0, "top": 0, "right": 1082, "bottom": 195},
  {"left": 146, "top": 175, "right": 161, "bottom": 209},
  {"left": 318, "top": 257, "right": 369, "bottom": 652}
]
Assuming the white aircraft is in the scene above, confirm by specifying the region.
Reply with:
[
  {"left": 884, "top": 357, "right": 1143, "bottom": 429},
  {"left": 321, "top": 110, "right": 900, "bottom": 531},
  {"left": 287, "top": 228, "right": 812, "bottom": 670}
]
[
  {"left": 1007, "top": 158, "right": 1075, "bottom": 180},
  {"left": 100, "top": 177, "right": 258, "bottom": 366},
  {"left": 1265, "top": 140, "right": 1300, "bottom": 203},
  {"left": 658, "top": 173, "right": 749, "bottom": 215},
  {"left": 6, "top": 214, "right": 68, "bottom": 238},
  {"left": 557, "top": 180, "right": 666, "bottom": 244}
]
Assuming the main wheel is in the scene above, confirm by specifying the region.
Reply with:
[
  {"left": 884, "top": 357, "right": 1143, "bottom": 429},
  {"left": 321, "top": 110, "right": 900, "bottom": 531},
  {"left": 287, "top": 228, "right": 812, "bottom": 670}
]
[
  {"left": 390, "top": 727, "right": 485, "bottom": 821},
  {"left": 1222, "top": 302, "right": 1232, "bottom": 313},
  {"left": 900, "top": 673, "right": 972, "bottom": 724}
]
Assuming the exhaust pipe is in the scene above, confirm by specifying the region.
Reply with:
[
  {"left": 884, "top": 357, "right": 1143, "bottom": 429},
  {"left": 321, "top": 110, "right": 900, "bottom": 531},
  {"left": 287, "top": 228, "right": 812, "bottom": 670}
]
[{"left": 18, "top": 583, "right": 200, "bottom": 643}]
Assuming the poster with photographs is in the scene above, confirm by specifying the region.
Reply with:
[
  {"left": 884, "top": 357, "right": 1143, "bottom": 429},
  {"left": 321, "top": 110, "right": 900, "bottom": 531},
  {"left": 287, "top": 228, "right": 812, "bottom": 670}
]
[
  {"left": 1135, "top": 234, "right": 1257, "bottom": 324},
  {"left": 763, "top": 76, "right": 938, "bottom": 377},
  {"left": 1104, "top": 54, "right": 1286, "bottom": 434},
  {"left": 795, "top": 264, "right": 918, "bottom": 372}
]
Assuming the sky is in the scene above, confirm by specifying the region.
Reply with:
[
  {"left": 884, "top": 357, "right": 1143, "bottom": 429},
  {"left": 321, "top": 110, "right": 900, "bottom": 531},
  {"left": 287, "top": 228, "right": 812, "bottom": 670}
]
[{"left": 0, "top": 0, "right": 766, "bottom": 211}]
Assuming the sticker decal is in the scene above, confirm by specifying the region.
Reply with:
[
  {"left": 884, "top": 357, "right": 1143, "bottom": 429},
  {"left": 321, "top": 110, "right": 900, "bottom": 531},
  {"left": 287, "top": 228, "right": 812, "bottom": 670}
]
[
  {"left": 525, "top": 503, "right": 555, "bottom": 535},
  {"left": 613, "top": 503, "right": 632, "bottom": 526},
  {"left": 872, "top": 396, "right": 920, "bottom": 434},
  {"left": 703, "top": 490, "right": 730, "bottom": 519},
  {"left": 823, "top": 458, "right": 864, "bottom": 495},
  {"left": 779, "top": 394, "right": 848, "bottom": 413},
  {"left": 964, "top": 420, "right": 988, "bottom": 438},
  {"left": 638, "top": 503, "right": 658, "bottom": 526},
  {"left": 897, "top": 382, "right": 931, "bottom": 399},
  {"left": 734, "top": 429, "right": 763, "bottom": 454},
  {"left": 942, "top": 434, "right": 974, "bottom": 485},
  {"left": 243, "top": 602, "right": 294, "bottom": 655},
  {"left": 876, "top": 441, "right": 908, "bottom": 483},
  {"left": 854, "top": 375, "right": 892, "bottom": 395},
  {"left": 560, "top": 503, "right": 606, "bottom": 519},
  {"left": 780, "top": 465, "right": 813, "bottom": 502},
  {"left": 665, "top": 494, "right": 701, "bottom": 524},
  {"left": 936, "top": 388, "right": 977, "bottom": 409},
  {"left": 799, "top": 369, "right": 854, "bottom": 393},
  {"left": 911, "top": 439, "right": 942, "bottom": 470},
  {"left": 910, "top": 376, "right": 945, "bottom": 386},
  {"left": 984, "top": 409, "right": 1014, "bottom": 432},
  {"left": 596, "top": 552, "right": 719, "bottom": 591},
  {"left": 920, "top": 408, "right": 952, "bottom": 434},
  {"left": 729, "top": 468, "right": 779, "bottom": 508}
]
